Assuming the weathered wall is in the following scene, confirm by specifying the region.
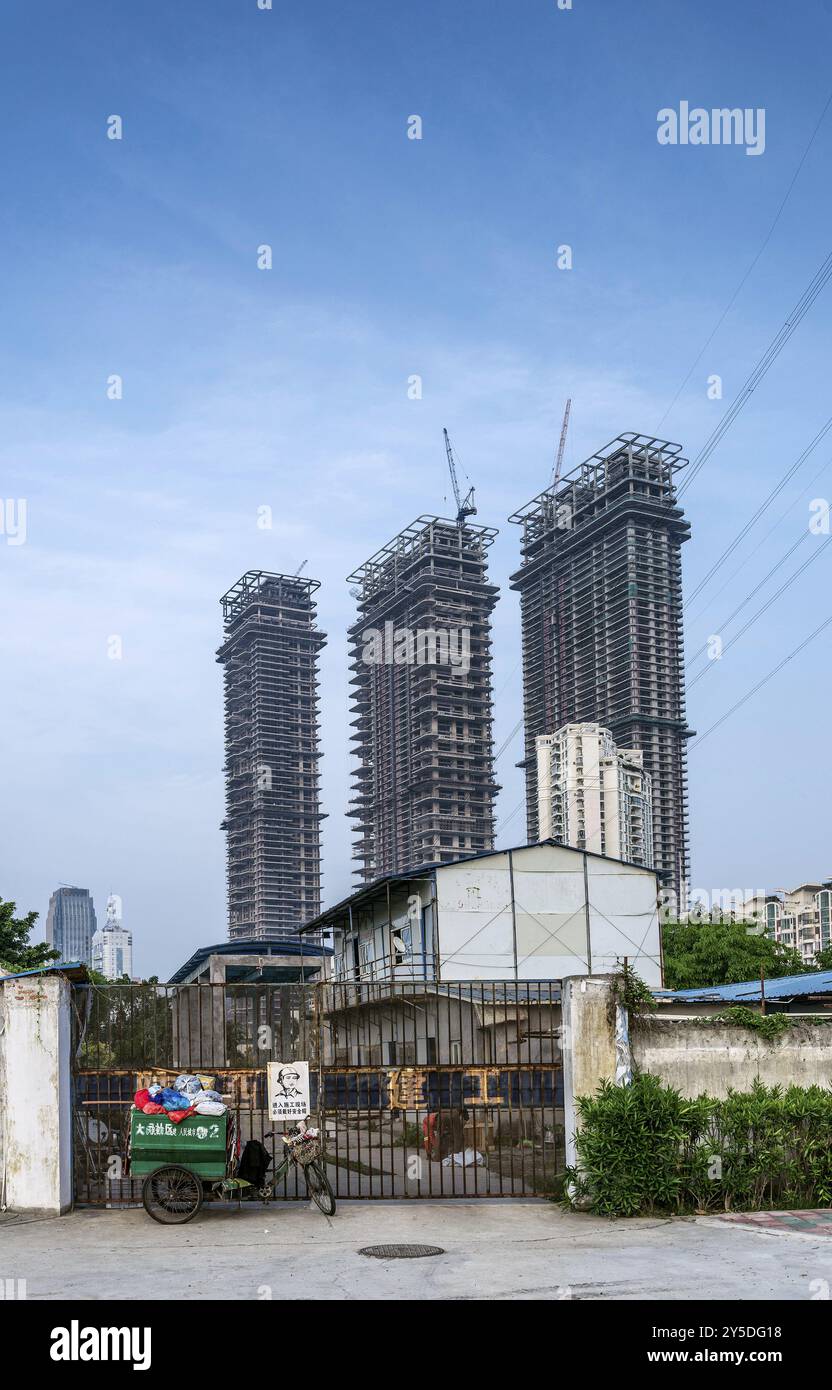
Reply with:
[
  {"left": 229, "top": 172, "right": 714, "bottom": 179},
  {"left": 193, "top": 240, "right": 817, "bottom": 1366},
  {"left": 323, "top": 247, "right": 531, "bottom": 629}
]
[
  {"left": 562, "top": 976, "right": 622, "bottom": 1168},
  {"left": 0, "top": 984, "right": 6, "bottom": 1205},
  {"left": 1, "top": 973, "right": 73, "bottom": 1213},
  {"left": 632, "top": 1016, "right": 832, "bottom": 1098}
]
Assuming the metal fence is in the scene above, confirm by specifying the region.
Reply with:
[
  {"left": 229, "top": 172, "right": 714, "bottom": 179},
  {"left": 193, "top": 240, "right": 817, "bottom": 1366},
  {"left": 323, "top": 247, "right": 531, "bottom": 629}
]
[{"left": 72, "top": 979, "right": 563, "bottom": 1204}]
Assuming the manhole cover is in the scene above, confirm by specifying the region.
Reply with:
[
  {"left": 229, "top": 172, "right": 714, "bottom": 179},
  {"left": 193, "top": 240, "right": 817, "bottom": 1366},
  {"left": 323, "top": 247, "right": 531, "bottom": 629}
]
[{"left": 358, "top": 1243, "right": 445, "bottom": 1260}]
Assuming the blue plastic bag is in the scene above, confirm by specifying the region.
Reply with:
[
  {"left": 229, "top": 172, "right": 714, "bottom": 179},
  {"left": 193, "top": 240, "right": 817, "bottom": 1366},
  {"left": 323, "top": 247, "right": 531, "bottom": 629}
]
[{"left": 159, "top": 1088, "right": 193, "bottom": 1111}]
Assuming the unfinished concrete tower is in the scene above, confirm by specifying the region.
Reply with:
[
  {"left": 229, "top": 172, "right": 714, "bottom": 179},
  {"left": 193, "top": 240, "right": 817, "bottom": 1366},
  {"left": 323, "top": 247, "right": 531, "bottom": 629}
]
[
  {"left": 348, "top": 516, "right": 499, "bottom": 881},
  {"left": 218, "top": 571, "right": 326, "bottom": 941},
  {"left": 509, "top": 434, "right": 692, "bottom": 906}
]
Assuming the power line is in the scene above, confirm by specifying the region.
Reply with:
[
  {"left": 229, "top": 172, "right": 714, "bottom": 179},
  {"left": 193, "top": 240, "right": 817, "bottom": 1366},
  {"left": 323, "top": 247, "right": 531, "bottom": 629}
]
[
  {"left": 689, "top": 612, "right": 832, "bottom": 750},
  {"left": 658, "top": 86, "right": 832, "bottom": 430},
  {"left": 674, "top": 250, "right": 832, "bottom": 509},
  {"left": 684, "top": 412, "right": 832, "bottom": 608},
  {"left": 685, "top": 448, "right": 832, "bottom": 626},
  {"left": 686, "top": 536, "right": 827, "bottom": 695},
  {"left": 686, "top": 530, "right": 810, "bottom": 669},
  {"left": 495, "top": 796, "right": 525, "bottom": 836}
]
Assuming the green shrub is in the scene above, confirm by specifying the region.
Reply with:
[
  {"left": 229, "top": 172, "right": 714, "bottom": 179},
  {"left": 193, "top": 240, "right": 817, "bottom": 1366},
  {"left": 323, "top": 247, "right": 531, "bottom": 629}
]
[{"left": 564, "top": 1074, "right": 832, "bottom": 1217}]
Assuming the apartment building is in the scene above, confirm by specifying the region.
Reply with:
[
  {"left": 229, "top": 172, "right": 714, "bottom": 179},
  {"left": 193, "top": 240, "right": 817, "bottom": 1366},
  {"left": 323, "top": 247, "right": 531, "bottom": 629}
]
[
  {"left": 536, "top": 722, "right": 654, "bottom": 868},
  {"left": 752, "top": 882, "right": 832, "bottom": 964}
]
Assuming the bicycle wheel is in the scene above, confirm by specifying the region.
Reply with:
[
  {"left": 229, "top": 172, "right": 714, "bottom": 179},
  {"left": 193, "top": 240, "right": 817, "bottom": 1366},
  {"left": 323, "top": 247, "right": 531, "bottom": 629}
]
[
  {"left": 304, "top": 1161, "right": 336, "bottom": 1216},
  {"left": 142, "top": 1165, "right": 203, "bottom": 1224}
]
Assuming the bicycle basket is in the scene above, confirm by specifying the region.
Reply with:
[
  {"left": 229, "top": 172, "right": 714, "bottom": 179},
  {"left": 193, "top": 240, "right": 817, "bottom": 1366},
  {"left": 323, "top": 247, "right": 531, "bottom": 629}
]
[{"left": 287, "top": 1133, "right": 320, "bottom": 1166}]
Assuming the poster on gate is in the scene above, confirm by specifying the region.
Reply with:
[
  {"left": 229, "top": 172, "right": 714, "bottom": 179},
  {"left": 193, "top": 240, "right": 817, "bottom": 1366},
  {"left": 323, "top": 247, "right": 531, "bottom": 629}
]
[{"left": 267, "top": 1060, "right": 311, "bottom": 1125}]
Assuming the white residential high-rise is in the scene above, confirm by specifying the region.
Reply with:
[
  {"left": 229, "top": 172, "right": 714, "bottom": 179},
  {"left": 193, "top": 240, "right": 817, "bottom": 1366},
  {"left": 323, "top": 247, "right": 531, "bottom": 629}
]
[
  {"left": 535, "top": 722, "right": 654, "bottom": 867},
  {"left": 743, "top": 882, "right": 832, "bottom": 965},
  {"left": 91, "top": 894, "right": 133, "bottom": 980}
]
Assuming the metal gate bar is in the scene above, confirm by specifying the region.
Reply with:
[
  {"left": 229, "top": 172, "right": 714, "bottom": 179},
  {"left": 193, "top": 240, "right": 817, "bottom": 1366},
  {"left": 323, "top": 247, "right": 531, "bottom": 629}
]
[{"left": 72, "top": 980, "right": 563, "bottom": 1203}]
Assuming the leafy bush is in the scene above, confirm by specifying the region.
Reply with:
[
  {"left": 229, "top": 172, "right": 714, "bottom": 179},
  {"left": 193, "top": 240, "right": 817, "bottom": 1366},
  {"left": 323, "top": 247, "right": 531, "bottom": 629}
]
[
  {"left": 711, "top": 1005, "right": 790, "bottom": 1041},
  {"left": 661, "top": 919, "right": 807, "bottom": 990},
  {"left": 564, "top": 1073, "right": 832, "bottom": 1217}
]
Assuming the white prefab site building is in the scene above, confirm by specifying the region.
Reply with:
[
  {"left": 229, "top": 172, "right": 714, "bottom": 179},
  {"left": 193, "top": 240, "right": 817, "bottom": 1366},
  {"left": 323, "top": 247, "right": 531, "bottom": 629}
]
[{"left": 301, "top": 840, "right": 662, "bottom": 987}]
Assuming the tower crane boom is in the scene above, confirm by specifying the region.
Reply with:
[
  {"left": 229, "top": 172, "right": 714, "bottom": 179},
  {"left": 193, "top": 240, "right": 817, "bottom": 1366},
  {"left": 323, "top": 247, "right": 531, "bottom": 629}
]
[
  {"left": 443, "top": 427, "right": 477, "bottom": 526},
  {"left": 552, "top": 398, "right": 572, "bottom": 488}
]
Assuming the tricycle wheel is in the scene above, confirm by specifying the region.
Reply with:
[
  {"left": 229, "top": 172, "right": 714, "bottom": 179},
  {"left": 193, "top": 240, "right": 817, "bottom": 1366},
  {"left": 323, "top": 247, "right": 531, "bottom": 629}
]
[
  {"left": 142, "top": 1165, "right": 204, "bottom": 1224},
  {"left": 305, "top": 1161, "right": 336, "bottom": 1216}
]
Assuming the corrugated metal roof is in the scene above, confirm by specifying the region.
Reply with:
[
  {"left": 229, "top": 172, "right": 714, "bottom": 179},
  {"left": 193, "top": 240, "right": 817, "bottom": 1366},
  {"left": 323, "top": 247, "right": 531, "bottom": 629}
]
[
  {"left": 657, "top": 970, "right": 832, "bottom": 1003},
  {"left": 0, "top": 960, "right": 90, "bottom": 984},
  {"left": 169, "top": 938, "right": 331, "bottom": 984}
]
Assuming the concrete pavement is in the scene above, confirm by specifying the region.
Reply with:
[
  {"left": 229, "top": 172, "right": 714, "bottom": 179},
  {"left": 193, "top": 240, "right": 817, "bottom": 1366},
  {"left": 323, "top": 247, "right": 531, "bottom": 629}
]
[{"left": 2, "top": 1200, "right": 832, "bottom": 1300}]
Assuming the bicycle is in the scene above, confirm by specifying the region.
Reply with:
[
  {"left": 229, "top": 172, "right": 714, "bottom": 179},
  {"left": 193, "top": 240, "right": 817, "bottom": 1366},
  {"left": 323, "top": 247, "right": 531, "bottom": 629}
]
[{"left": 260, "top": 1122, "right": 336, "bottom": 1217}]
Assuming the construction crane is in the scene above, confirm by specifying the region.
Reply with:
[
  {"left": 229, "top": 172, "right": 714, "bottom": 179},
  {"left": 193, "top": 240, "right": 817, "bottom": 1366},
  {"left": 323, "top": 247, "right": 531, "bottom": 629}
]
[
  {"left": 443, "top": 428, "right": 477, "bottom": 527},
  {"left": 294, "top": 560, "right": 308, "bottom": 576},
  {"left": 551, "top": 398, "right": 572, "bottom": 489}
]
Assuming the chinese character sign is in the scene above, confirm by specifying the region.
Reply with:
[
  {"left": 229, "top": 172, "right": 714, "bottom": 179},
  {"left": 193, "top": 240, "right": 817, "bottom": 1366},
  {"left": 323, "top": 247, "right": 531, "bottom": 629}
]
[{"left": 267, "top": 1060, "right": 311, "bottom": 1124}]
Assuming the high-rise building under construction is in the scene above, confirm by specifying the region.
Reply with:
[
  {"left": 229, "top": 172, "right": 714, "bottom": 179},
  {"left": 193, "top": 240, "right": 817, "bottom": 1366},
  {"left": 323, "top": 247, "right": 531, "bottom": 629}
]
[
  {"left": 509, "top": 433, "right": 692, "bottom": 905},
  {"left": 217, "top": 571, "right": 326, "bottom": 941},
  {"left": 348, "top": 516, "right": 499, "bottom": 881}
]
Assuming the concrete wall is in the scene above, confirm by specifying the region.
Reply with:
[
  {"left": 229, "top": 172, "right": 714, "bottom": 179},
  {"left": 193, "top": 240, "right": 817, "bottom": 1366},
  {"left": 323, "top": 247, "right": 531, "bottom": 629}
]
[
  {"left": 0, "top": 973, "right": 73, "bottom": 1213},
  {"left": 562, "top": 976, "right": 623, "bottom": 1169},
  {"left": 632, "top": 1016, "right": 832, "bottom": 1098}
]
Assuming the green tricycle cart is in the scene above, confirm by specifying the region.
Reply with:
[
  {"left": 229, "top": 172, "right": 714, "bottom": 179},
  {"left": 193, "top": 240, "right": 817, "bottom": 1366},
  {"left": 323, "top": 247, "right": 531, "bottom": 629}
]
[{"left": 130, "top": 1112, "right": 335, "bottom": 1224}]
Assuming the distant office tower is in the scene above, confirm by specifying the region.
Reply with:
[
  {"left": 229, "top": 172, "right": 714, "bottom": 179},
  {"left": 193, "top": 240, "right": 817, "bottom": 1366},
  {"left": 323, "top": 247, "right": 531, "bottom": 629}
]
[
  {"left": 511, "top": 433, "right": 692, "bottom": 905},
  {"left": 217, "top": 571, "right": 326, "bottom": 942},
  {"left": 536, "top": 723, "right": 654, "bottom": 867},
  {"left": 45, "top": 886, "right": 96, "bottom": 965},
  {"left": 348, "top": 516, "right": 500, "bottom": 881},
  {"left": 91, "top": 894, "right": 133, "bottom": 979}
]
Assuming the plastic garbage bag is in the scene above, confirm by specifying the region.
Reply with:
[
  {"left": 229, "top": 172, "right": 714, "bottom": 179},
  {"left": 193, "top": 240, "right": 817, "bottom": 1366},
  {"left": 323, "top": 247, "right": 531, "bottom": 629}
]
[
  {"left": 441, "top": 1148, "right": 484, "bottom": 1168},
  {"left": 159, "top": 1088, "right": 193, "bottom": 1111},
  {"left": 173, "top": 1074, "right": 203, "bottom": 1097},
  {"left": 194, "top": 1100, "right": 226, "bottom": 1116},
  {"left": 191, "top": 1089, "right": 223, "bottom": 1106}
]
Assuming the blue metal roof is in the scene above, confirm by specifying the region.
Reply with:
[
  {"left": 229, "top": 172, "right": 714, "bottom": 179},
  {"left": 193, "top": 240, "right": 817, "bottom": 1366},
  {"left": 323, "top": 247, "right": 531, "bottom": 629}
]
[
  {"left": 169, "top": 938, "right": 332, "bottom": 984},
  {"left": 0, "top": 960, "right": 89, "bottom": 983},
  {"left": 657, "top": 970, "right": 832, "bottom": 1003}
]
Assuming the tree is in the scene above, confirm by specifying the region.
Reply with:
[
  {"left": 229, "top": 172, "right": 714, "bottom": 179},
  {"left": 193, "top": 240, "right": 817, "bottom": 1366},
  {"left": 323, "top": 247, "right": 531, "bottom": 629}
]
[
  {"left": 813, "top": 948, "right": 832, "bottom": 972},
  {"left": 0, "top": 897, "right": 59, "bottom": 972},
  {"left": 662, "top": 919, "right": 807, "bottom": 991}
]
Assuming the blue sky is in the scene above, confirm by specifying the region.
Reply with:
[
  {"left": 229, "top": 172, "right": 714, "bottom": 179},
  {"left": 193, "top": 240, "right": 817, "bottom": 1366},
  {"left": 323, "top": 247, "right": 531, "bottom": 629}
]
[{"left": 2, "top": 0, "right": 831, "bottom": 976}]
